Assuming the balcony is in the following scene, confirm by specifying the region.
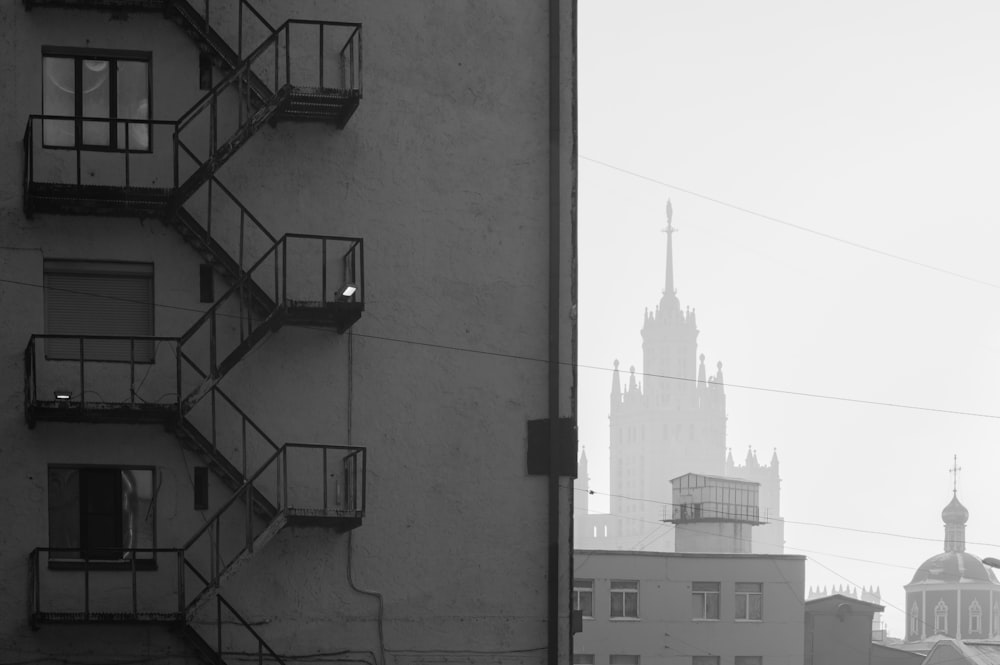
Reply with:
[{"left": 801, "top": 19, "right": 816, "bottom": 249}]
[{"left": 30, "top": 442, "right": 367, "bottom": 629}]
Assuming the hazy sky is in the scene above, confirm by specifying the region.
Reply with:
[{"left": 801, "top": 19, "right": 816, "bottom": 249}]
[{"left": 578, "top": 1, "right": 1000, "bottom": 637}]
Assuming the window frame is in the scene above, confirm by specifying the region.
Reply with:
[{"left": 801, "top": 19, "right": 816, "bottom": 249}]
[
  {"left": 735, "top": 582, "right": 763, "bottom": 621},
  {"left": 734, "top": 658, "right": 762, "bottom": 665},
  {"left": 934, "top": 599, "right": 948, "bottom": 634},
  {"left": 47, "top": 463, "right": 159, "bottom": 571},
  {"left": 970, "top": 599, "right": 982, "bottom": 634},
  {"left": 573, "top": 578, "right": 594, "bottom": 619},
  {"left": 692, "top": 581, "right": 720, "bottom": 621},
  {"left": 41, "top": 45, "right": 153, "bottom": 153},
  {"left": 610, "top": 579, "right": 640, "bottom": 619},
  {"left": 609, "top": 656, "right": 639, "bottom": 665}
]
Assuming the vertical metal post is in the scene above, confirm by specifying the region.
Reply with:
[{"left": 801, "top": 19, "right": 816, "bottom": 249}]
[
  {"left": 242, "top": 418, "right": 247, "bottom": 479},
  {"left": 177, "top": 551, "right": 186, "bottom": 613},
  {"left": 213, "top": 520, "right": 221, "bottom": 586},
  {"left": 210, "top": 94, "right": 217, "bottom": 153},
  {"left": 130, "top": 339, "right": 136, "bottom": 405},
  {"left": 321, "top": 238, "right": 327, "bottom": 303},
  {"left": 361, "top": 449, "right": 367, "bottom": 513},
  {"left": 124, "top": 120, "right": 131, "bottom": 189},
  {"left": 246, "top": 481, "right": 253, "bottom": 553},
  {"left": 322, "top": 447, "right": 328, "bottom": 511},
  {"left": 173, "top": 130, "right": 179, "bottom": 189},
  {"left": 282, "top": 448, "right": 288, "bottom": 510},
  {"left": 211, "top": 389, "right": 217, "bottom": 450},
  {"left": 319, "top": 24, "right": 324, "bottom": 88},
  {"left": 176, "top": 344, "right": 182, "bottom": 412},
  {"left": 210, "top": 310, "right": 217, "bottom": 375},
  {"left": 282, "top": 26, "right": 289, "bottom": 88},
  {"left": 33, "top": 550, "right": 40, "bottom": 617},
  {"left": 76, "top": 143, "right": 82, "bottom": 186},
  {"left": 83, "top": 556, "right": 90, "bottom": 621},
  {"left": 238, "top": 0, "right": 243, "bottom": 59},
  {"left": 207, "top": 179, "right": 214, "bottom": 237},
  {"left": 282, "top": 239, "right": 287, "bottom": 304},
  {"left": 78, "top": 338, "right": 85, "bottom": 410},
  {"left": 131, "top": 550, "right": 138, "bottom": 617},
  {"left": 216, "top": 596, "right": 223, "bottom": 657}
]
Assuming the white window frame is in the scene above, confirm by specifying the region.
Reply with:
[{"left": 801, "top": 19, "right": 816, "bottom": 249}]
[
  {"left": 970, "top": 599, "right": 983, "bottom": 634},
  {"left": 610, "top": 579, "right": 639, "bottom": 619},
  {"left": 934, "top": 599, "right": 948, "bottom": 634},
  {"left": 573, "top": 579, "right": 594, "bottom": 619},
  {"left": 692, "top": 581, "right": 720, "bottom": 621},
  {"left": 735, "top": 582, "right": 763, "bottom": 621}
]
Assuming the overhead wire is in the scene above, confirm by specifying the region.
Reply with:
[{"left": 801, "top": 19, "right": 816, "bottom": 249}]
[
  {"left": 580, "top": 154, "right": 1000, "bottom": 290},
  {"left": 7, "top": 274, "right": 1000, "bottom": 420}
]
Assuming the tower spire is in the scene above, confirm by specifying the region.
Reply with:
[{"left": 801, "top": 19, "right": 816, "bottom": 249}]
[
  {"left": 662, "top": 199, "right": 677, "bottom": 298},
  {"left": 950, "top": 454, "right": 961, "bottom": 495}
]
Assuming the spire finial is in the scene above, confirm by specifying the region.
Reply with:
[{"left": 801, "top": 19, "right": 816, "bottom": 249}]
[
  {"left": 662, "top": 200, "right": 678, "bottom": 297},
  {"left": 950, "top": 454, "right": 962, "bottom": 494}
]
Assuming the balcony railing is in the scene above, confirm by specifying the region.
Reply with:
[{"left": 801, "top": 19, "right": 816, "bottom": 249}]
[{"left": 30, "top": 443, "right": 366, "bottom": 627}]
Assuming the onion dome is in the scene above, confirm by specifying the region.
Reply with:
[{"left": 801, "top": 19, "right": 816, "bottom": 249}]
[
  {"left": 942, "top": 493, "right": 969, "bottom": 525},
  {"left": 910, "top": 551, "right": 998, "bottom": 585}
]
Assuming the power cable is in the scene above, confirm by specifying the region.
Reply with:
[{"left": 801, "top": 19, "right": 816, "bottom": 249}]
[
  {"left": 8, "top": 273, "right": 1000, "bottom": 419},
  {"left": 581, "top": 155, "right": 1000, "bottom": 290}
]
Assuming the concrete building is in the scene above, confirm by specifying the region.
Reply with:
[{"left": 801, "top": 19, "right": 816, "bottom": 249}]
[
  {"left": 1, "top": 2, "right": 576, "bottom": 664},
  {"left": 807, "top": 585, "right": 886, "bottom": 641},
  {"left": 804, "top": 594, "right": 921, "bottom": 665},
  {"left": 573, "top": 550, "right": 806, "bottom": 665},
  {"left": 574, "top": 204, "right": 783, "bottom": 553}
]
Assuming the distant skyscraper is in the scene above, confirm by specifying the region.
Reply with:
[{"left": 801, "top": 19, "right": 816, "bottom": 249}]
[{"left": 575, "top": 201, "right": 783, "bottom": 553}]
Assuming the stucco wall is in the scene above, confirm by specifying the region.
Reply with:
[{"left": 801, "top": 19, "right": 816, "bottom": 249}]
[
  {"left": 0, "top": 0, "right": 576, "bottom": 663},
  {"left": 574, "top": 551, "right": 805, "bottom": 665}
]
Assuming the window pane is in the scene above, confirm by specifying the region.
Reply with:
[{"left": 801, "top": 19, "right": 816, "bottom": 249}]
[
  {"left": 693, "top": 657, "right": 719, "bottom": 665},
  {"left": 625, "top": 592, "right": 638, "bottom": 617},
  {"left": 573, "top": 657, "right": 595, "bottom": 665},
  {"left": 692, "top": 593, "right": 704, "bottom": 618},
  {"left": 706, "top": 592, "right": 719, "bottom": 619},
  {"left": 736, "top": 597, "right": 747, "bottom": 620},
  {"left": 736, "top": 583, "right": 761, "bottom": 593},
  {"left": 693, "top": 582, "right": 719, "bottom": 592},
  {"left": 48, "top": 468, "right": 81, "bottom": 559},
  {"left": 749, "top": 594, "right": 762, "bottom": 620},
  {"left": 611, "top": 593, "right": 623, "bottom": 617},
  {"left": 612, "top": 580, "right": 638, "bottom": 590},
  {"left": 43, "top": 57, "right": 75, "bottom": 146},
  {"left": 609, "top": 656, "right": 639, "bottom": 665},
  {"left": 81, "top": 59, "right": 111, "bottom": 146},
  {"left": 116, "top": 60, "right": 149, "bottom": 150},
  {"left": 735, "top": 658, "right": 762, "bottom": 665}
]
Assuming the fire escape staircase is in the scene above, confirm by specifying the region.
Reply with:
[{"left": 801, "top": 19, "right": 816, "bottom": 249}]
[{"left": 23, "top": 3, "right": 366, "bottom": 664}]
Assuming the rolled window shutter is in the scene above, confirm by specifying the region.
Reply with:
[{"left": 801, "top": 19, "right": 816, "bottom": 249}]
[{"left": 44, "top": 261, "right": 154, "bottom": 362}]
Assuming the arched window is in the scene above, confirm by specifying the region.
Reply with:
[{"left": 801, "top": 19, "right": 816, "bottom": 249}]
[
  {"left": 992, "top": 602, "right": 999, "bottom": 637},
  {"left": 935, "top": 599, "right": 949, "bottom": 634},
  {"left": 910, "top": 602, "right": 920, "bottom": 638},
  {"left": 970, "top": 599, "right": 983, "bottom": 634}
]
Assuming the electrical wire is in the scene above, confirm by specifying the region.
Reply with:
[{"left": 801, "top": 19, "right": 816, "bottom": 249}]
[
  {"left": 7, "top": 273, "right": 1000, "bottom": 420},
  {"left": 581, "top": 155, "right": 1000, "bottom": 291}
]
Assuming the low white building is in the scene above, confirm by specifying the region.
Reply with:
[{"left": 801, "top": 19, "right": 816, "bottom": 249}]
[{"left": 573, "top": 550, "right": 806, "bottom": 665}]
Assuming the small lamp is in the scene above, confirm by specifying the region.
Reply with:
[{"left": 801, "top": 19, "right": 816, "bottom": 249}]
[
  {"left": 54, "top": 390, "right": 72, "bottom": 401},
  {"left": 336, "top": 283, "right": 358, "bottom": 301}
]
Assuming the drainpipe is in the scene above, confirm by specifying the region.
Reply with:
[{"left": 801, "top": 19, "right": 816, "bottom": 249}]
[{"left": 547, "top": 0, "right": 563, "bottom": 663}]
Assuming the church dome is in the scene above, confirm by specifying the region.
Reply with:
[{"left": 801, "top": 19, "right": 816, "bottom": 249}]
[
  {"left": 942, "top": 493, "right": 969, "bottom": 525},
  {"left": 909, "top": 551, "right": 998, "bottom": 585}
]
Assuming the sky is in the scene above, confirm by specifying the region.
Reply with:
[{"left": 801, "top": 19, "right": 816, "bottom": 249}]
[{"left": 577, "top": 1, "right": 1000, "bottom": 638}]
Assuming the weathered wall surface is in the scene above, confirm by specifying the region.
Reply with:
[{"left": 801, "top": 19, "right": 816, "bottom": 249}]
[{"left": 1, "top": 0, "right": 576, "bottom": 663}]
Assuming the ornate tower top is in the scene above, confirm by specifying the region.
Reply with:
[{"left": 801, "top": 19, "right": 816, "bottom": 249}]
[
  {"left": 662, "top": 199, "right": 677, "bottom": 301},
  {"left": 943, "top": 457, "right": 969, "bottom": 553}
]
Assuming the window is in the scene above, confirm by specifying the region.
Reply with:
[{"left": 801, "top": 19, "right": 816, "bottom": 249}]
[
  {"left": 44, "top": 260, "right": 154, "bottom": 362},
  {"left": 42, "top": 47, "right": 151, "bottom": 151},
  {"left": 993, "top": 602, "right": 1000, "bottom": 637},
  {"left": 910, "top": 602, "right": 920, "bottom": 637},
  {"left": 692, "top": 582, "right": 720, "bottom": 620},
  {"left": 970, "top": 599, "right": 982, "bottom": 634},
  {"left": 573, "top": 657, "right": 595, "bottom": 665},
  {"left": 610, "top": 580, "right": 639, "bottom": 618},
  {"left": 609, "top": 657, "right": 639, "bottom": 665},
  {"left": 692, "top": 658, "right": 719, "bottom": 665},
  {"left": 934, "top": 599, "right": 948, "bottom": 634},
  {"left": 735, "top": 658, "right": 761, "bottom": 665},
  {"left": 735, "top": 583, "right": 763, "bottom": 621},
  {"left": 48, "top": 466, "right": 156, "bottom": 567},
  {"left": 573, "top": 579, "right": 594, "bottom": 618}
]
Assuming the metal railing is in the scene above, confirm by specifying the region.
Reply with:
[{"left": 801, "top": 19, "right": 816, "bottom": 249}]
[{"left": 30, "top": 443, "right": 366, "bottom": 628}]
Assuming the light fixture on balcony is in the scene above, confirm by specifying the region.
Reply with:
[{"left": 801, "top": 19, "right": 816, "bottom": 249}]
[
  {"left": 336, "top": 283, "right": 358, "bottom": 301},
  {"left": 54, "top": 390, "right": 72, "bottom": 401}
]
